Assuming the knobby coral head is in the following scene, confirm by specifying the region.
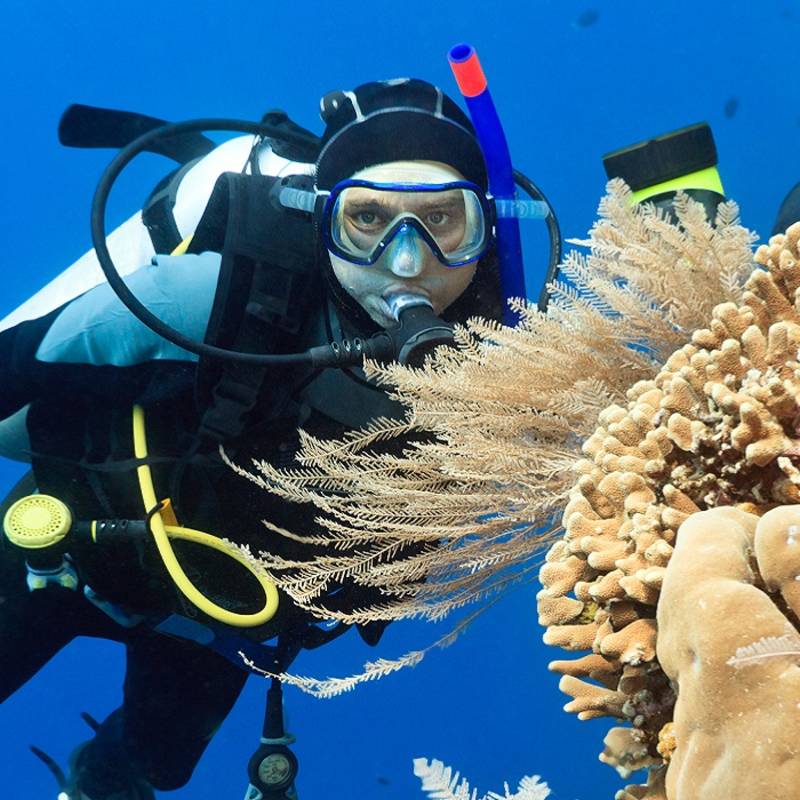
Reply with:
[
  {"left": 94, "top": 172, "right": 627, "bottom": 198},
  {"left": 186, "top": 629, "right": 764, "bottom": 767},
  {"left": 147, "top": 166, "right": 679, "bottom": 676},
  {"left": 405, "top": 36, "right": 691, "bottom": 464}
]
[{"left": 540, "top": 221, "right": 800, "bottom": 799}]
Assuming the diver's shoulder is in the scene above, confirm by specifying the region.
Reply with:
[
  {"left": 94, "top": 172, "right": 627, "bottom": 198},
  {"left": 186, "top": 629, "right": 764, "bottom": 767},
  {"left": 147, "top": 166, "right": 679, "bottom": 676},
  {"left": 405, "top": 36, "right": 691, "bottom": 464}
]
[
  {"left": 147, "top": 250, "right": 222, "bottom": 284},
  {"left": 34, "top": 252, "right": 223, "bottom": 369}
]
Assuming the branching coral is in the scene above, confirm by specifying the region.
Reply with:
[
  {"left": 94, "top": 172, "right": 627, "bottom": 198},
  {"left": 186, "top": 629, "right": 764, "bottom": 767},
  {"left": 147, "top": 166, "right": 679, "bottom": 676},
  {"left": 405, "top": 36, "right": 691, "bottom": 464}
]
[{"left": 244, "top": 183, "right": 800, "bottom": 795}]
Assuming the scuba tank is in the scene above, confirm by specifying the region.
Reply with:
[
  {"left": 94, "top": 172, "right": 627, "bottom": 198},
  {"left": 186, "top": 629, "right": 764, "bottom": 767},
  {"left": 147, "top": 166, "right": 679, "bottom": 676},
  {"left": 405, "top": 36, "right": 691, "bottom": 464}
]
[
  {"left": 0, "top": 105, "right": 317, "bottom": 335},
  {"left": 602, "top": 121, "right": 725, "bottom": 220}
]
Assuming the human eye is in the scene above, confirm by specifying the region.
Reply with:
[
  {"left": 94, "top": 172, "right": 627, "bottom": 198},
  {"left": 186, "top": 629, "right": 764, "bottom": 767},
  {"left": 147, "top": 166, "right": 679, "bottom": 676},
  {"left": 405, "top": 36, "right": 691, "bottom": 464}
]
[
  {"left": 347, "top": 205, "right": 388, "bottom": 230},
  {"left": 355, "top": 210, "right": 381, "bottom": 226},
  {"left": 426, "top": 210, "right": 449, "bottom": 226}
]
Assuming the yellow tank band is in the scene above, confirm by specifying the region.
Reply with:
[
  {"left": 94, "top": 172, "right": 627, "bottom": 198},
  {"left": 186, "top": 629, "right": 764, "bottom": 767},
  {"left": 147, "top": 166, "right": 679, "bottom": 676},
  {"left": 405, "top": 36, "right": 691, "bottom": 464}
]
[{"left": 631, "top": 166, "right": 724, "bottom": 205}]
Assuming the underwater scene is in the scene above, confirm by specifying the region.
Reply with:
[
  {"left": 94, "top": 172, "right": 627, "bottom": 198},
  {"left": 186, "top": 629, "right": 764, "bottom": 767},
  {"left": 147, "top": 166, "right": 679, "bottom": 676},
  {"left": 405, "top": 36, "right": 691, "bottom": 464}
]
[{"left": 1, "top": 1, "right": 799, "bottom": 798}]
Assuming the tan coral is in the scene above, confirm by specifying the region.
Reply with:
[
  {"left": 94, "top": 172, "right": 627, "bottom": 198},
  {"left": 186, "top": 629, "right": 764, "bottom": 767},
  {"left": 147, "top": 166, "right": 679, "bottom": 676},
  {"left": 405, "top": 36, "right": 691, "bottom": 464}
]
[
  {"left": 614, "top": 768, "right": 667, "bottom": 800},
  {"left": 600, "top": 727, "right": 662, "bottom": 779},
  {"left": 753, "top": 504, "right": 800, "bottom": 616},
  {"left": 655, "top": 723, "right": 675, "bottom": 764},
  {"left": 657, "top": 507, "right": 800, "bottom": 800},
  {"left": 539, "top": 224, "right": 800, "bottom": 797}
]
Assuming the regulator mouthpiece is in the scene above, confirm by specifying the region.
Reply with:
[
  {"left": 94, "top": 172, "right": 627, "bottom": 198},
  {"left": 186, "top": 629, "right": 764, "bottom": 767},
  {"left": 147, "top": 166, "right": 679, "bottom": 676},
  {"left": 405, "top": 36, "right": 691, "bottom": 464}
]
[
  {"left": 385, "top": 292, "right": 432, "bottom": 320},
  {"left": 385, "top": 293, "right": 455, "bottom": 367},
  {"left": 307, "top": 294, "right": 455, "bottom": 368}
]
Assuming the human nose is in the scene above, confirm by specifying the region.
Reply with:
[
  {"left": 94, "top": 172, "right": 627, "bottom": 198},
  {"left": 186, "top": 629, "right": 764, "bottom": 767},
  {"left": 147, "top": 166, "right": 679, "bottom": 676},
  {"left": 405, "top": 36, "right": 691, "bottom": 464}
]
[{"left": 383, "top": 224, "right": 425, "bottom": 278}]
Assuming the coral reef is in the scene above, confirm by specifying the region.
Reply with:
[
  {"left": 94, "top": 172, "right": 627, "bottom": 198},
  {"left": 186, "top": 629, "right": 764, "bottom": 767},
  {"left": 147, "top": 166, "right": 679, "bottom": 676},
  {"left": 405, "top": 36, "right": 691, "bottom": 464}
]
[
  {"left": 538, "top": 225, "right": 800, "bottom": 797},
  {"left": 657, "top": 506, "right": 800, "bottom": 800},
  {"left": 251, "top": 185, "right": 800, "bottom": 795}
]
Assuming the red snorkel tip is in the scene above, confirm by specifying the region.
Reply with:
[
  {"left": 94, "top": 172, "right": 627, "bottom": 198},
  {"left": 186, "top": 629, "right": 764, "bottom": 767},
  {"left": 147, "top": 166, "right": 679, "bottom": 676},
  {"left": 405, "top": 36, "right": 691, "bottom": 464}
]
[{"left": 448, "top": 44, "right": 487, "bottom": 98}]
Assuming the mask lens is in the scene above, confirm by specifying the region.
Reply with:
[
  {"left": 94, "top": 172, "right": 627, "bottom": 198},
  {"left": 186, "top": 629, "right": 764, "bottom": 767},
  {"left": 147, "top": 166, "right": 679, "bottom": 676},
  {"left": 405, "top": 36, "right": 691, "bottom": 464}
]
[{"left": 329, "top": 183, "right": 488, "bottom": 265}]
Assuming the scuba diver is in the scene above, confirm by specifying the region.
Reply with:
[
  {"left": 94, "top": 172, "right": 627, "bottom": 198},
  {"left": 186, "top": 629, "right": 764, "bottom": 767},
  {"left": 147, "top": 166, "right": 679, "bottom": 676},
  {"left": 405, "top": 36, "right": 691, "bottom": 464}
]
[{"left": 0, "top": 47, "right": 561, "bottom": 800}]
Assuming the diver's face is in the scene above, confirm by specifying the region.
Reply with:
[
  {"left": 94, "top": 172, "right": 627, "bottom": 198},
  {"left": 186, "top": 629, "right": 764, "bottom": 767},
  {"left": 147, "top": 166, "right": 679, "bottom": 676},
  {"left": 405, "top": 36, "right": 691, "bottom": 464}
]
[{"left": 328, "top": 161, "right": 478, "bottom": 328}]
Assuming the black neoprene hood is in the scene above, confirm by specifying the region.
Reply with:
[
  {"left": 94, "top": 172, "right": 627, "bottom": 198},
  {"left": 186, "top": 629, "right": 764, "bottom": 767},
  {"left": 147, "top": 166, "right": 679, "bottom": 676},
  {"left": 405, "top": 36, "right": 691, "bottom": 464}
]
[{"left": 314, "top": 78, "right": 488, "bottom": 191}]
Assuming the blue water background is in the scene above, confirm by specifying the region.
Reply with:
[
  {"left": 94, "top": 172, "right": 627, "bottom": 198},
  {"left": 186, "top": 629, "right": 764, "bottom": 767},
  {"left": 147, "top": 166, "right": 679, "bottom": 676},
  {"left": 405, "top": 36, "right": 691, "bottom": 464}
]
[{"left": 0, "top": 1, "right": 790, "bottom": 797}]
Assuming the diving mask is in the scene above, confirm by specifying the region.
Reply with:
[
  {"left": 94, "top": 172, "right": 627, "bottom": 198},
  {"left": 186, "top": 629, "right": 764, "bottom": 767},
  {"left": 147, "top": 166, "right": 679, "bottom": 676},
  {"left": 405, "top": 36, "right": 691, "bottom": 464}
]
[{"left": 320, "top": 179, "right": 495, "bottom": 268}]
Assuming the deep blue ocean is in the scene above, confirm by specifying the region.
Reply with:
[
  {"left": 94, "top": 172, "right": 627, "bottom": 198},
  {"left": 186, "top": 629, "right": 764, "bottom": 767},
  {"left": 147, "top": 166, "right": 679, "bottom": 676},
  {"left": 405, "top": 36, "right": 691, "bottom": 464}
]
[{"left": 0, "top": 1, "right": 791, "bottom": 797}]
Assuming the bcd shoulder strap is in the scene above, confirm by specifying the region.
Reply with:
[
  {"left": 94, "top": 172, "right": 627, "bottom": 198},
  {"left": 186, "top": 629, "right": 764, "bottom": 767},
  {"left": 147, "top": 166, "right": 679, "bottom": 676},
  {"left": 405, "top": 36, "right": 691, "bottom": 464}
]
[{"left": 188, "top": 172, "right": 319, "bottom": 445}]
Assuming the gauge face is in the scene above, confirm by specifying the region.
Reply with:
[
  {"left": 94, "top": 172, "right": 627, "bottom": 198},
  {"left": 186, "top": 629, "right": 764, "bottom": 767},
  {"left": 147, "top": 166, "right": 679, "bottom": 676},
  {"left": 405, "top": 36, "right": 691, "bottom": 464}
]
[{"left": 258, "top": 753, "right": 292, "bottom": 786}]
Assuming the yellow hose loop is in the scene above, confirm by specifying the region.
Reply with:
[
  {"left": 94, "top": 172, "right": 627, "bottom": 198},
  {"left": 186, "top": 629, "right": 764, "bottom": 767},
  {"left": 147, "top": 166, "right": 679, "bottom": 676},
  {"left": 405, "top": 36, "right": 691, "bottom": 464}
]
[{"left": 132, "top": 404, "right": 279, "bottom": 628}]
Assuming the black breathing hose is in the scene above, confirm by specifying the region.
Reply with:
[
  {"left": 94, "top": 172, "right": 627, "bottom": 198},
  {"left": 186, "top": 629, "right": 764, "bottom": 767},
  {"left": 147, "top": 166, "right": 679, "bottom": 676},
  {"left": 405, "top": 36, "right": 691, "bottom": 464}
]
[
  {"left": 89, "top": 119, "right": 562, "bottom": 366},
  {"left": 90, "top": 118, "right": 318, "bottom": 366},
  {"left": 512, "top": 169, "right": 562, "bottom": 311}
]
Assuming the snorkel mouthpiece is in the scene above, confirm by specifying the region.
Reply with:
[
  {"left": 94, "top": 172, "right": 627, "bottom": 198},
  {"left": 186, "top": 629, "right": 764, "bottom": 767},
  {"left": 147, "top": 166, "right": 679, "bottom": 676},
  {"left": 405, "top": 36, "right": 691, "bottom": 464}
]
[{"left": 449, "top": 44, "right": 526, "bottom": 323}]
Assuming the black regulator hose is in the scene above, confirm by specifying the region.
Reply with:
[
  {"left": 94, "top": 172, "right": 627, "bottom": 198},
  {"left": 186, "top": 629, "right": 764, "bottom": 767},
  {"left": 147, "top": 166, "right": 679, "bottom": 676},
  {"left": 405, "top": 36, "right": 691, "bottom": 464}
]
[
  {"left": 513, "top": 169, "right": 562, "bottom": 312},
  {"left": 90, "top": 117, "right": 460, "bottom": 369},
  {"left": 90, "top": 119, "right": 560, "bottom": 367},
  {"left": 90, "top": 118, "right": 322, "bottom": 366},
  {"left": 307, "top": 297, "right": 454, "bottom": 369}
]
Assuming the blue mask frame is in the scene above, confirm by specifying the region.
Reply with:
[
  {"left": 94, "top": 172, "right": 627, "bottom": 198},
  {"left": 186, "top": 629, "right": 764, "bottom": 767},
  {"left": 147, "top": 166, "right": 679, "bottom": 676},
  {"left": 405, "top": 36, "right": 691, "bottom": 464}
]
[{"left": 319, "top": 179, "right": 497, "bottom": 268}]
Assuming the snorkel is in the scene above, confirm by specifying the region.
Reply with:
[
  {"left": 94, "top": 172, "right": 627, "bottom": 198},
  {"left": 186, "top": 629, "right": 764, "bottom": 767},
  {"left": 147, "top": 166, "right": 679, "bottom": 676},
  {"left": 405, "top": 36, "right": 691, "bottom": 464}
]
[{"left": 449, "top": 43, "right": 526, "bottom": 325}]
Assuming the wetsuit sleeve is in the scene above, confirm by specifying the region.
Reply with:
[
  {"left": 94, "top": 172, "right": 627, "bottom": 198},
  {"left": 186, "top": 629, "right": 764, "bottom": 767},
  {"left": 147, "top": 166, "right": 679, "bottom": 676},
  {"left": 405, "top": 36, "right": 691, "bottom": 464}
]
[{"left": 0, "top": 252, "right": 221, "bottom": 422}]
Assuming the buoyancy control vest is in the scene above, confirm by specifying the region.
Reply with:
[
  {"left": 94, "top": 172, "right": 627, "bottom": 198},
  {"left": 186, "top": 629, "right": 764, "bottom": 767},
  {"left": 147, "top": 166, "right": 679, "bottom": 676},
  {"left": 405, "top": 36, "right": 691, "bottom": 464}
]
[
  {"left": 1, "top": 100, "right": 496, "bottom": 656},
  {"left": 13, "top": 166, "right": 407, "bottom": 650},
  {"left": 186, "top": 169, "right": 406, "bottom": 446}
]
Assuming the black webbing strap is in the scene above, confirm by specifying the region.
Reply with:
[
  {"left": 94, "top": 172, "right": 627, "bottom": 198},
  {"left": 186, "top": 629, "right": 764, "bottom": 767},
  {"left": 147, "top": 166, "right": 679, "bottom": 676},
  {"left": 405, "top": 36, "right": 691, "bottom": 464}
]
[
  {"left": 188, "top": 172, "right": 318, "bottom": 445},
  {"left": 141, "top": 157, "right": 204, "bottom": 254}
]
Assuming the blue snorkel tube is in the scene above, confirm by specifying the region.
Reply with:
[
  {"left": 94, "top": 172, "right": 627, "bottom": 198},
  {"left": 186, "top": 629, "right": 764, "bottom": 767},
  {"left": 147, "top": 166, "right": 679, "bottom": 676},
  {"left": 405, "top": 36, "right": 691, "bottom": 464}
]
[{"left": 449, "top": 43, "right": 555, "bottom": 324}]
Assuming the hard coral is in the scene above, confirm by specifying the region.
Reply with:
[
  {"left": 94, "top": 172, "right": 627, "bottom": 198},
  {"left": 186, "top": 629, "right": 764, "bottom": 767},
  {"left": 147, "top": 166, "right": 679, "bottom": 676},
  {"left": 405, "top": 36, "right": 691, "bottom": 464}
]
[
  {"left": 538, "top": 223, "right": 800, "bottom": 798},
  {"left": 657, "top": 506, "right": 800, "bottom": 800}
]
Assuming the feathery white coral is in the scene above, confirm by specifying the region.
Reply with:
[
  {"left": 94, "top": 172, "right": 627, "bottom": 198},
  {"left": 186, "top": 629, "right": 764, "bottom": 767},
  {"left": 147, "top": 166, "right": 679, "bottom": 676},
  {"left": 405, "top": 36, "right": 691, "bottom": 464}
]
[
  {"left": 236, "top": 183, "right": 758, "bottom": 703},
  {"left": 241, "top": 181, "right": 755, "bottom": 630},
  {"left": 413, "top": 758, "right": 551, "bottom": 800}
]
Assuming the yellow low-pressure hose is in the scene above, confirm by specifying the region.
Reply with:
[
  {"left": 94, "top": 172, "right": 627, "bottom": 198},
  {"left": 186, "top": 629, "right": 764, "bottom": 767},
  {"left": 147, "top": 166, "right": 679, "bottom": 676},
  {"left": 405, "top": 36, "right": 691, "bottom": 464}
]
[
  {"left": 132, "top": 404, "right": 279, "bottom": 628},
  {"left": 170, "top": 235, "right": 193, "bottom": 256}
]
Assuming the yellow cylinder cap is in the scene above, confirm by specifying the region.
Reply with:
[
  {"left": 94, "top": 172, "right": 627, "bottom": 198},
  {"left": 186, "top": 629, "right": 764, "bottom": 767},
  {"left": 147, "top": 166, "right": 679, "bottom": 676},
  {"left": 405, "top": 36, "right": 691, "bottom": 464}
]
[{"left": 3, "top": 494, "right": 73, "bottom": 549}]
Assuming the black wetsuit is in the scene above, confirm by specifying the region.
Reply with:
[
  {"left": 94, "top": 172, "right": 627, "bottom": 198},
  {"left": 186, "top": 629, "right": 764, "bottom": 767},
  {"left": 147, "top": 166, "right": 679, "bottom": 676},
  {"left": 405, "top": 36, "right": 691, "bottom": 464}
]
[
  {"left": 0, "top": 530, "right": 247, "bottom": 791},
  {"left": 0, "top": 251, "right": 405, "bottom": 795}
]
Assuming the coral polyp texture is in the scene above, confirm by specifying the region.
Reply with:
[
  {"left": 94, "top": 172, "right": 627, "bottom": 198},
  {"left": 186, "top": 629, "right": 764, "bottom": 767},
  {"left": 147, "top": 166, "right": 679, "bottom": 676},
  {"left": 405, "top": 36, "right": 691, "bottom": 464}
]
[{"left": 540, "top": 222, "right": 800, "bottom": 798}]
